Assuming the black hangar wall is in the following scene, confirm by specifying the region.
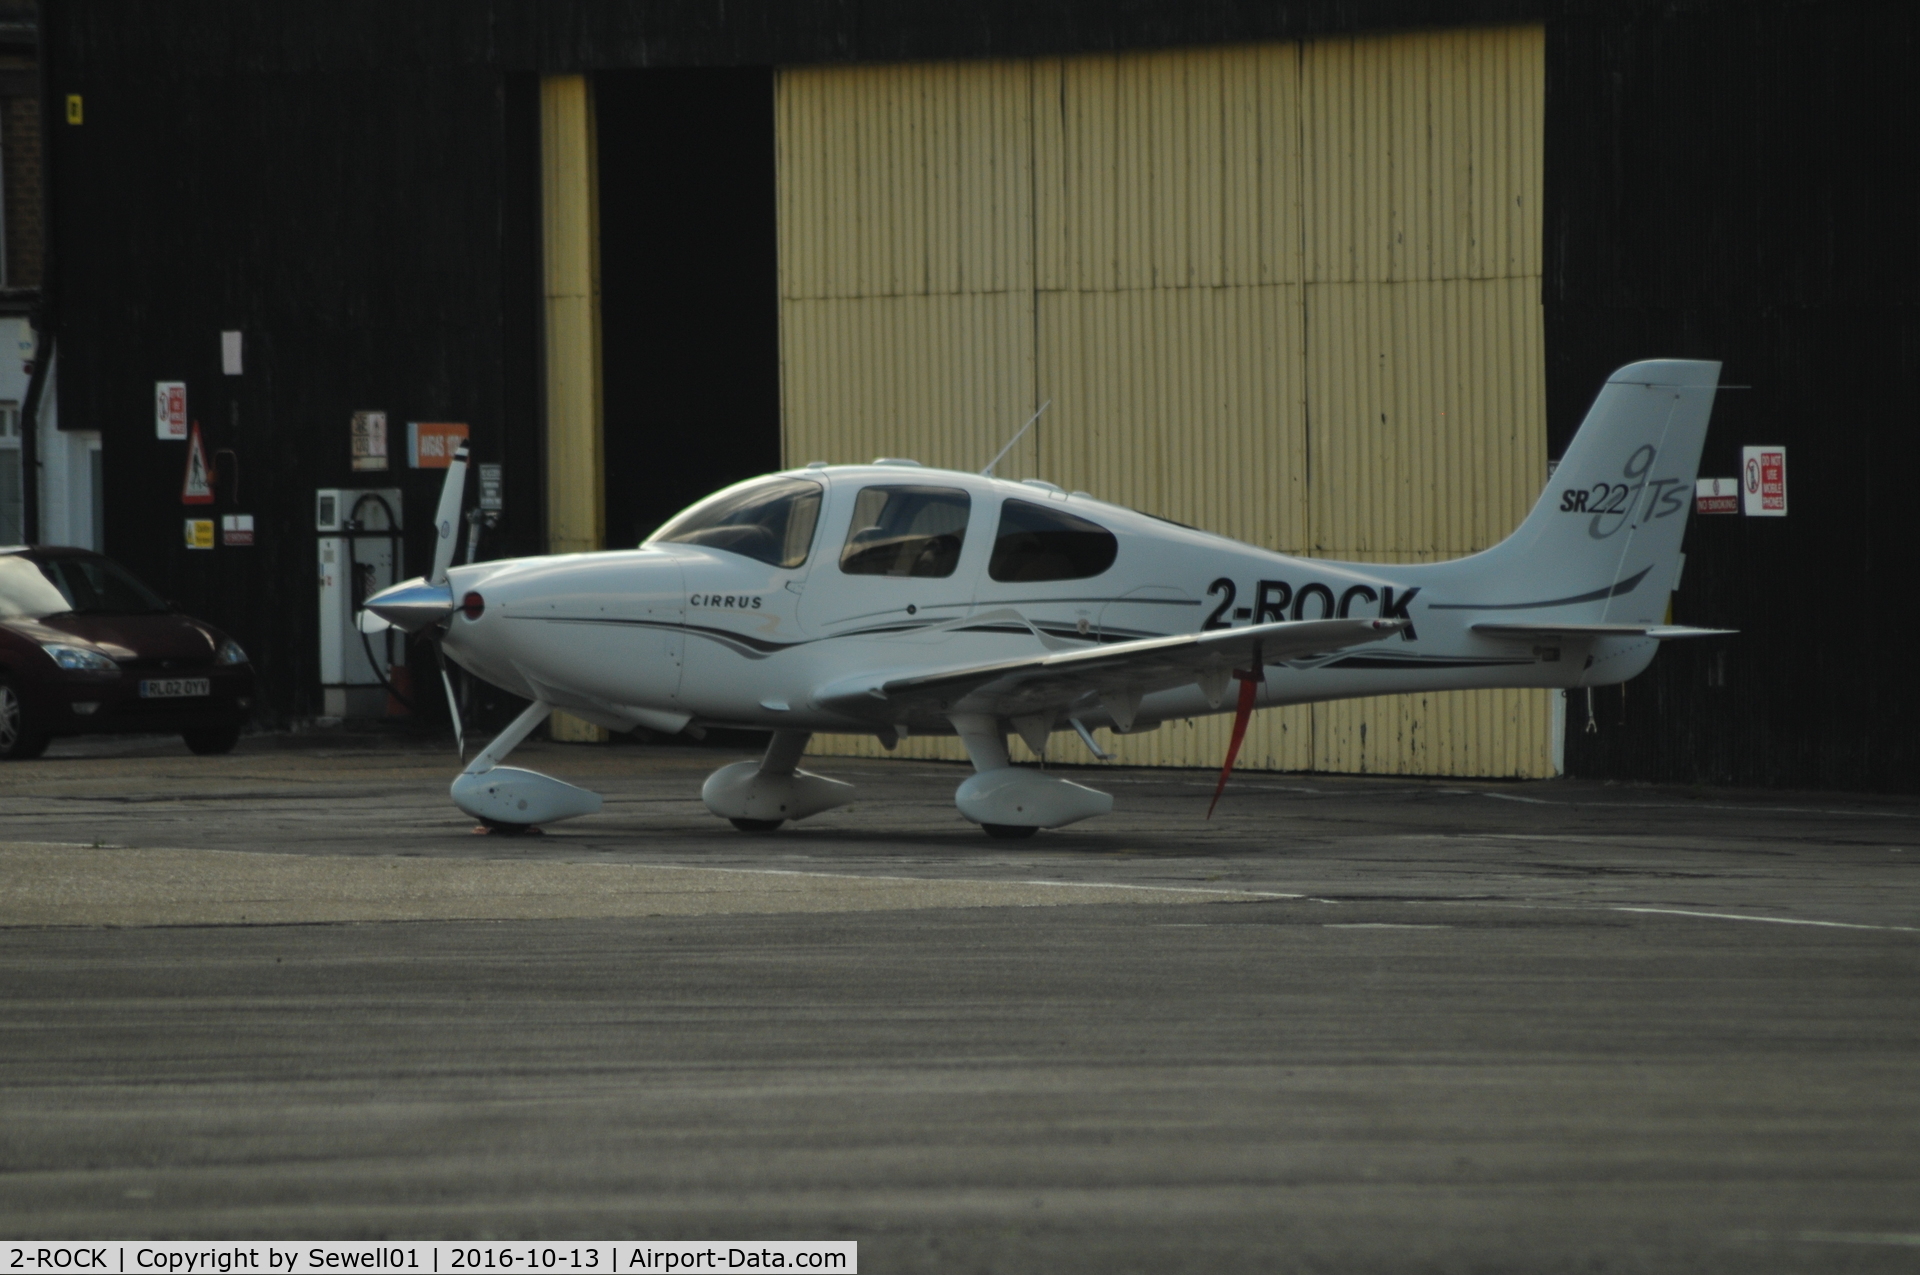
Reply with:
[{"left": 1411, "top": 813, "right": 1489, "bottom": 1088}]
[
  {"left": 1545, "top": 0, "right": 1920, "bottom": 791},
  {"left": 46, "top": 50, "right": 544, "bottom": 723}
]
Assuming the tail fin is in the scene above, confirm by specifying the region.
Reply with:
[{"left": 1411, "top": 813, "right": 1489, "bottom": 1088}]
[{"left": 1428, "top": 359, "right": 1721, "bottom": 625}]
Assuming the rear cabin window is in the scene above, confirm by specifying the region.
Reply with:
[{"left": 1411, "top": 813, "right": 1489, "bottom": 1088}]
[
  {"left": 648, "top": 477, "right": 823, "bottom": 568},
  {"left": 838, "top": 486, "right": 971, "bottom": 578},
  {"left": 988, "top": 499, "right": 1118, "bottom": 582}
]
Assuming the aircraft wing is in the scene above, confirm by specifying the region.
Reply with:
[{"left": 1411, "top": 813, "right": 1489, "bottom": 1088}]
[
  {"left": 814, "top": 617, "right": 1407, "bottom": 720},
  {"left": 1471, "top": 622, "right": 1736, "bottom": 640}
]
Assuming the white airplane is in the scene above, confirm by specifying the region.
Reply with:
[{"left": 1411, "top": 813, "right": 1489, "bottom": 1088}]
[{"left": 367, "top": 359, "right": 1729, "bottom": 837}]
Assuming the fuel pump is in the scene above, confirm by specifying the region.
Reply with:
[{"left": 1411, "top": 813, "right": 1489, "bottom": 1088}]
[{"left": 316, "top": 487, "right": 403, "bottom": 718}]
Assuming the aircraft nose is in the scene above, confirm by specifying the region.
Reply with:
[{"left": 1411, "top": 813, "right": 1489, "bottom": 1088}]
[{"left": 365, "top": 577, "right": 455, "bottom": 632}]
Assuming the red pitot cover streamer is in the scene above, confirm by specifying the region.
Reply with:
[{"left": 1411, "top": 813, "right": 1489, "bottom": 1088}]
[{"left": 1206, "top": 673, "right": 1261, "bottom": 819}]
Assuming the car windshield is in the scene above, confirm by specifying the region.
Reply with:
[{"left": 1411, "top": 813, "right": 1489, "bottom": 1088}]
[
  {"left": 35, "top": 555, "right": 171, "bottom": 615},
  {"left": 0, "top": 556, "right": 73, "bottom": 619},
  {"left": 647, "top": 477, "right": 823, "bottom": 568}
]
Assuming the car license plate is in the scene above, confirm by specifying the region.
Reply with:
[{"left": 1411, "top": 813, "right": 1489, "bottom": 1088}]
[{"left": 139, "top": 678, "right": 211, "bottom": 699}]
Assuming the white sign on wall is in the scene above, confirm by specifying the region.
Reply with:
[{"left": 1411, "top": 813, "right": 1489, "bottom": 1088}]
[
  {"left": 154, "top": 381, "right": 187, "bottom": 439},
  {"left": 351, "top": 410, "right": 388, "bottom": 471},
  {"left": 1694, "top": 478, "right": 1739, "bottom": 515},
  {"left": 1741, "top": 445, "right": 1787, "bottom": 517}
]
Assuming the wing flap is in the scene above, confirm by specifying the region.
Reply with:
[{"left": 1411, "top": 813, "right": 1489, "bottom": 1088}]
[{"left": 814, "top": 617, "right": 1407, "bottom": 719}]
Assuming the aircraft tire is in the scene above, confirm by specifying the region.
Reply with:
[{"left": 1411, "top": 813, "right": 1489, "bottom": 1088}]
[
  {"left": 729, "top": 817, "right": 785, "bottom": 833},
  {"left": 0, "top": 680, "right": 50, "bottom": 760},
  {"left": 980, "top": 823, "right": 1039, "bottom": 840}
]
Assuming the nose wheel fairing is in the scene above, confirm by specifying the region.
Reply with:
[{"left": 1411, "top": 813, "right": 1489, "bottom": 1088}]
[
  {"left": 451, "top": 765, "right": 603, "bottom": 826},
  {"left": 448, "top": 700, "right": 603, "bottom": 828}
]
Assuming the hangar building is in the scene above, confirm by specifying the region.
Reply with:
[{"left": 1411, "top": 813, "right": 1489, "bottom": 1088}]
[{"left": 33, "top": 0, "right": 1920, "bottom": 790}]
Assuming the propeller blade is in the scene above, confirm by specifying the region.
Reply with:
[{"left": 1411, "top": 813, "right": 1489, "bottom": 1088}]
[
  {"left": 437, "top": 643, "right": 465, "bottom": 757},
  {"left": 429, "top": 443, "right": 470, "bottom": 586},
  {"left": 1206, "top": 640, "right": 1265, "bottom": 820}
]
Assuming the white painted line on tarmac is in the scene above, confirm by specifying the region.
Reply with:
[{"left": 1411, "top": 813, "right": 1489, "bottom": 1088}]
[
  {"left": 1615, "top": 906, "right": 1919, "bottom": 933},
  {"left": 639, "top": 861, "right": 1301, "bottom": 899},
  {"left": 1484, "top": 796, "right": 1918, "bottom": 820},
  {"left": 1796, "top": 1231, "right": 1920, "bottom": 1247},
  {"left": 1323, "top": 923, "right": 1451, "bottom": 929}
]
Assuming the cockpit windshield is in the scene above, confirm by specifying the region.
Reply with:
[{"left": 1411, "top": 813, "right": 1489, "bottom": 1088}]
[{"left": 647, "top": 476, "right": 824, "bottom": 568}]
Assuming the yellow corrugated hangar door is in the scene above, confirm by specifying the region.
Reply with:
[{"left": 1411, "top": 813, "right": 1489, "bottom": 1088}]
[{"left": 776, "top": 26, "right": 1554, "bottom": 779}]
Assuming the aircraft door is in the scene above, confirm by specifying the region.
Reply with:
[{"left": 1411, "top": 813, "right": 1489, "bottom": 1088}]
[{"left": 796, "top": 481, "right": 979, "bottom": 641}]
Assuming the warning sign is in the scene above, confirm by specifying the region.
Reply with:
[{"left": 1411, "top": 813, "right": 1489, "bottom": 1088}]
[
  {"left": 1741, "top": 446, "right": 1787, "bottom": 517},
  {"left": 183, "top": 519, "right": 214, "bottom": 550},
  {"left": 155, "top": 381, "right": 187, "bottom": 440},
  {"left": 1694, "top": 478, "right": 1739, "bottom": 515},
  {"left": 182, "top": 422, "right": 214, "bottom": 505}
]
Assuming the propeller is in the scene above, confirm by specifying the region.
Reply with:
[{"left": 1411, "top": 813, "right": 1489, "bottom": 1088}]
[
  {"left": 1204, "top": 640, "right": 1263, "bottom": 820},
  {"left": 358, "top": 446, "right": 474, "bottom": 754},
  {"left": 430, "top": 445, "right": 470, "bottom": 587},
  {"left": 429, "top": 445, "right": 471, "bottom": 756},
  {"left": 437, "top": 643, "right": 465, "bottom": 757}
]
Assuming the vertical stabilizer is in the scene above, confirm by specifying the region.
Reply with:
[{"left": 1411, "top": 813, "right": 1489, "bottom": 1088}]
[{"left": 1425, "top": 360, "right": 1720, "bottom": 626}]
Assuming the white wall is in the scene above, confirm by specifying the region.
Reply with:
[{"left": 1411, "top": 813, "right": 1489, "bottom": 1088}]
[{"left": 0, "top": 318, "right": 101, "bottom": 550}]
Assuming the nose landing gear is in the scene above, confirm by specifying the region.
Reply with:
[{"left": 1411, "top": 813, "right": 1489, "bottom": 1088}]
[{"left": 449, "top": 700, "right": 604, "bottom": 829}]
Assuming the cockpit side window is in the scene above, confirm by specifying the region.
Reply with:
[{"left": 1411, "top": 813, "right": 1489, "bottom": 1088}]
[
  {"left": 988, "top": 499, "right": 1118, "bottom": 582},
  {"left": 838, "top": 485, "right": 972, "bottom": 578},
  {"left": 647, "top": 477, "right": 823, "bottom": 568}
]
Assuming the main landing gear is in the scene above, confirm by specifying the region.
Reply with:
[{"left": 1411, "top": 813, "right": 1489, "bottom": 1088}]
[
  {"left": 701, "top": 730, "right": 854, "bottom": 832},
  {"left": 948, "top": 713, "right": 1111, "bottom": 837}
]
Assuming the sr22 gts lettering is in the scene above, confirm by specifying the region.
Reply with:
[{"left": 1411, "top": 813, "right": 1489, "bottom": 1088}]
[{"left": 1557, "top": 444, "right": 1686, "bottom": 537}]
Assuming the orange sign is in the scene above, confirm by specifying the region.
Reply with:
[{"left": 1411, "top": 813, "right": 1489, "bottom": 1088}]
[{"left": 408, "top": 422, "right": 469, "bottom": 469}]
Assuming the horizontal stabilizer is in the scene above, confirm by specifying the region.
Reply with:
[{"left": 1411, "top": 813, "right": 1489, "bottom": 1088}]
[{"left": 1472, "top": 622, "right": 1736, "bottom": 641}]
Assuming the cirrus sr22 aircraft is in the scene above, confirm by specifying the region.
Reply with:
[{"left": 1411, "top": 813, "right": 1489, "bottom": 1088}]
[{"left": 367, "top": 359, "right": 1728, "bottom": 838}]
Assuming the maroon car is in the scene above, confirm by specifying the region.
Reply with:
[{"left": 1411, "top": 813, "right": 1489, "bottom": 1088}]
[{"left": 0, "top": 547, "right": 255, "bottom": 759}]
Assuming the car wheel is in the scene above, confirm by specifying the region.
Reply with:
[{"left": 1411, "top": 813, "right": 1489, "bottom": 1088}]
[
  {"left": 0, "top": 680, "right": 50, "bottom": 761},
  {"left": 181, "top": 722, "right": 242, "bottom": 755}
]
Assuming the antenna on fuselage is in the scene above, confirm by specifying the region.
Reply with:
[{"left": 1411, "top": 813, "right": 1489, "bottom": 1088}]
[{"left": 980, "top": 400, "right": 1052, "bottom": 477}]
